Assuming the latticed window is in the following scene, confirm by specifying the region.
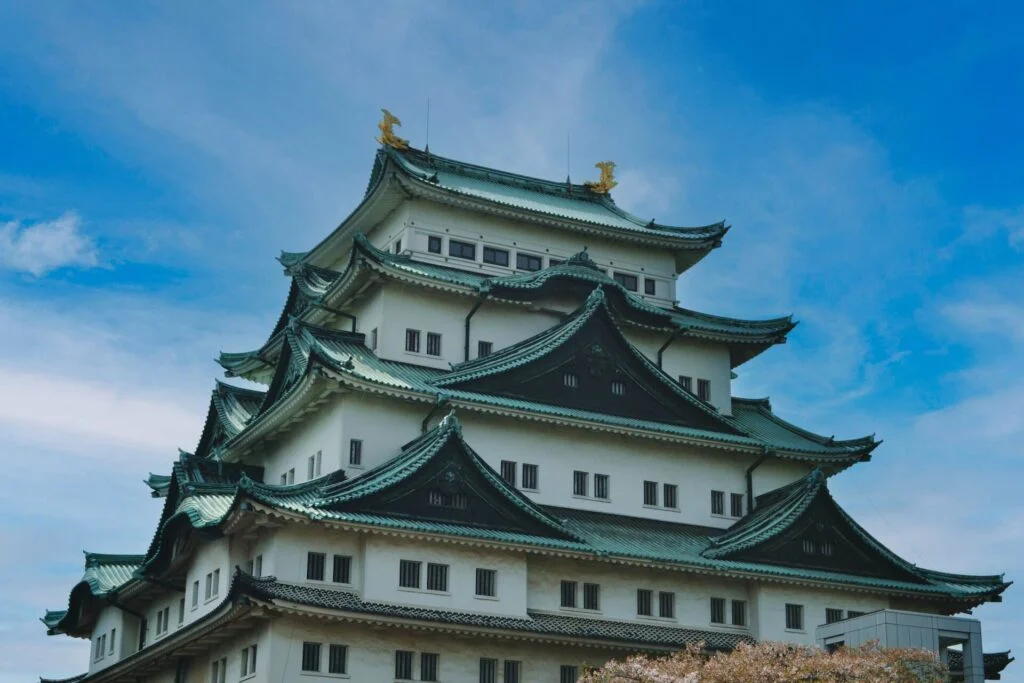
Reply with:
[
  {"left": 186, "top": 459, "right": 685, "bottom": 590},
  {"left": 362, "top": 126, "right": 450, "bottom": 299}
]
[
  {"left": 306, "top": 552, "right": 326, "bottom": 581},
  {"left": 449, "top": 239, "right": 476, "bottom": 260},
  {"left": 659, "top": 591, "right": 675, "bottom": 619},
  {"left": 516, "top": 252, "right": 542, "bottom": 271},
  {"left": 732, "top": 599, "right": 747, "bottom": 626},
  {"left": 573, "top": 471, "right": 588, "bottom": 496},
  {"left": 594, "top": 473, "right": 609, "bottom": 500},
  {"left": 333, "top": 555, "right": 351, "bottom": 584},
  {"left": 483, "top": 246, "right": 509, "bottom": 266},
  {"left": 479, "top": 658, "right": 498, "bottom": 683},
  {"left": 500, "top": 460, "right": 517, "bottom": 486},
  {"left": 428, "top": 235, "right": 442, "bottom": 253},
  {"left": 803, "top": 539, "right": 817, "bottom": 554},
  {"left": 560, "top": 580, "right": 577, "bottom": 608},
  {"left": 663, "top": 483, "right": 678, "bottom": 509},
  {"left": 503, "top": 660, "right": 522, "bottom": 683},
  {"left": 730, "top": 492, "right": 744, "bottom": 517},
  {"left": 399, "top": 560, "right": 421, "bottom": 588},
  {"left": 678, "top": 375, "right": 693, "bottom": 392},
  {"left": 821, "top": 541, "right": 834, "bottom": 556},
  {"left": 328, "top": 644, "right": 348, "bottom": 674},
  {"left": 522, "top": 463, "right": 538, "bottom": 490},
  {"left": 426, "top": 332, "right": 442, "bottom": 356},
  {"left": 478, "top": 340, "right": 493, "bottom": 357},
  {"left": 405, "top": 328, "right": 421, "bottom": 353},
  {"left": 711, "top": 490, "right": 725, "bottom": 515},
  {"left": 611, "top": 379, "right": 626, "bottom": 396},
  {"left": 613, "top": 272, "right": 638, "bottom": 291},
  {"left": 644, "top": 278, "right": 656, "bottom": 295},
  {"left": 563, "top": 372, "right": 579, "bottom": 389},
  {"left": 697, "top": 378, "right": 711, "bottom": 401},
  {"left": 420, "top": 652, "right": 440, "bottom": 681},
  {"left": 710, "top": 597, "right": 726, "bottom": 624},
  {"left": 583, "top": 582, "right": 600, "bottom": 610},
  {"left": 395, "top": 650, "right": 414, "bottom": 680},
  {"left": 349, "top": 439, "right": 362, "bottom": 466},
  {"left": 426, "top": 563, "right": 449, "bottom": 592},
  {"left": 847, "top": 610, "right": 866, "bottom": 619},
  {"left": 301, "top": 642, "right": 321, "bottom": 672},
  {"left": 561, "top": 665, "right": 580, "bottom": 683},
  {"left": 786, "top": 603, "right": 804, "bottom": 630},
  {"left": 826, "top": 608, "right": 845, "bottom": 624},
  {"left": 643, "top": 480, "right": 658, "bottom": 506},
  {"left": 370, "top": 327, "right": 378, "bottom": 350},
  {"left": 427, "top": 490, "right": 468, "bottom": 508},
  {"left": 476, "top": 568, "right": 497, "bottom": 597},
  {"left": 637, "top": 589, "right": 653, "bottom": 616}
]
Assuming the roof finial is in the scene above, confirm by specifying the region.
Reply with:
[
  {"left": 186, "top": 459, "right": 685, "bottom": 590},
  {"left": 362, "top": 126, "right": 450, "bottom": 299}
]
[
  {"left": 376, "top": 108, "right": 409, "bottom": 149},
  {"left": 566, "top": 131, "right": 571, "bottom": 187},
  {"left": 584, "top": 161, "right": 617, "bottom": 194},
  {"left": 425, "top": 97, "right": 431, "bottom": 158}
]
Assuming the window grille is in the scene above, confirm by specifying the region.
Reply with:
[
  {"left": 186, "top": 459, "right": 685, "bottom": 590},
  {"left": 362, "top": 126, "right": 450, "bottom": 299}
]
[
  {"left": 349, "top": 439, "right": 362, "bottom": 466},
  {"left": 594, "top": 473, "right": 609, "bottom": 499},
  {"left": 663, "top": 483, "right": 678, "bottom": 509},
  {"left": 399, "top": 560, "right": 421, "bottom": 588},
  {"left": 563, "top": 372, "right": 579, "bottom": 389},
  {"left": 405, "top": 328, "right": 421, "bottom": 353},
  {"left": 477, "top": 340, "right": 493, "bottom": 357},
  {"left": 732, "top": 599, "right": 748, "bottom": 626},
  {"left": 786, "top": 603, "right": 804, "bottom": 630},
  {"left": 426, "top": 563, "right": 449, "bottom": 591},
  {"left": 420, "top": 652, "right": 440, "bottom": 681},
  {"left": 659, "top": 591, "right": 675, "bottom": 618},
  {"left": 395, "top": 650, "right": 414, "bottom": 680},
  {"left": 711, "top": 490, "right": 725, "bottom": 515},
  {"left": 522, "top": 463, "right": 539, "bottom": 490},
  {"left": 643, "top": 480, "right": 658, "bottom": 506},
  {"left": 697, "top": 378, "right": 711, "bottom": 401},
  {"left": 449, "top": 239, "right": 476, "bottom": 260},
  {"left": 516, "top": 253, "right": 542, "bottom": 271},
  {"left": 730, "top": 492, "right": 744, "bottom": 517},
  {"left": 637, "top": 589, "right": 653, "bottom": 616},
  {"left": 583, "top": 582, "right": 600, "bottom": 610},
  {"left": 428, "top": 236, "right": 442, "bottom": 253},
  {"left": 479, "top": 658, "right": 498, "bottom": 683},
  {"left": 644, "top": 278, "right": 656, "bottom": 295},
  {"left": 483, "top": 246, "right": 509, "bottom": 266},
  {"left": 710, "top": 597, "right": 726, "bottom": 624},
  {"left": 573, "top": 471, "right": 588, "bottom": 496},
  {"left": 333, "top": 555, "right": 351, "bottom": 583},
  {"left": 306, "top": 552, "right": 326, "bottom": 581},
  {"left": 475, "top": 568, "right": 497, "bottom": 597},
  {"left": 560, "top": 580, "right": 577, "bottom": 608},
  {"left": 328, "top": 644, "right": 348, "bottom": 674},
  {"left": 500, "top": 460, "right": 517, "bottom": 486},
  {"left": 426, "top": 332, "right": 442, "bottom": 356},
  {"left": 301, "top": 642, "right": 321, "bottom": 672},
  {"left": 613, "top": 272, "right": 638, "bottom": 291}
]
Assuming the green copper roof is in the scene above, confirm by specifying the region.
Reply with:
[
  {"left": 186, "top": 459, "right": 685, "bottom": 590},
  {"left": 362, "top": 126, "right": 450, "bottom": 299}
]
[
  {"left": 39, "top": 675, "right": 86, "bottom": 683},
  {"left": 728, "top": 398, "right": 876, "bottom": 456},
  {"left": 43, "top": 553, "right": 144, "bottom": 636},
  {"left": 384, "top": 146, "right": 728, "bottom": 244}
]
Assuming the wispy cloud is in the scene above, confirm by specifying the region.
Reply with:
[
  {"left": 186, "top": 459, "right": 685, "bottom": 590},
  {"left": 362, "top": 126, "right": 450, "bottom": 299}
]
[{"left": 0, "top": 212, "right": 98, "bottom": 275}]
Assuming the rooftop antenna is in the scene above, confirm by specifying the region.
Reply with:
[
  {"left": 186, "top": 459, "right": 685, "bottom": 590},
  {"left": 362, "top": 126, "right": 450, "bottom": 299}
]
[
  {"left": 566, "top": 131, "right": 571, "bottom": 187},
  {"left": 425, "top": 97, "right": 431, "bottom": 158}
]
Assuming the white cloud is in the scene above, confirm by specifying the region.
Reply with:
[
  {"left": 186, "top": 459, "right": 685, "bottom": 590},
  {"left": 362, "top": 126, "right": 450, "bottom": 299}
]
[{"left": 0, "top": 212, "right": 99, "bottom": 276}]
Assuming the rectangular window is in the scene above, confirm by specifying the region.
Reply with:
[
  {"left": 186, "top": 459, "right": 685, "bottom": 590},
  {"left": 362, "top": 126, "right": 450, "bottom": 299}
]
[
  {"left": 333, "top": 555, "right": 352, "bottom": 584},
  {"left": 730, "top": 492, "right": 744, "bottom": 517},
  {"left": 395, "top": 650, "right": 414, "bottom": 680},
  {"left": 306, "top": 552, "right": 326, "bottom": 581},
  {"left": 205, "top": 572, "right": 212, "bottom": 600},
  {"left": 405, "top": 328, "right": 421, "bottom": 353},
  {"left": 521, "top": 463, "right": 538, "bottom": 490},
  {"left": 561, "top": 665, "right": 580, "bottom": 683},
  {"left": 826, "top": 608, "right": 845, "bottom": 624},
  {"left": 637, "top": 588, "right": 653, "bottom": 616},
  {"left": 710, "top": 597, "right": 726, "bottom": 624},
  {"left": 210, "top": 657, "right": 227, "bottom": 683},
  {"left": 573, "top": 471, "right": 588, "bottom": 497},
  {"left": 483, "top": 246, "right": 510, "bottom": 266},
  {"left": 426, "top": 332, "right": 442, "bottom": 356},
  {"left": 479, "top": 658, "right": 498, "bottom": 683},
  {"left": 477, "top": 340, "right": 493, "bottom": 357},
  {"left": 583, "top": 582, "right": 600, "bottom": 610},
  {"left": 560, "top": 580, "right": 577, "bottom": 608},
  {"left": 594, "top": 473, "right": 609, "bottom": 500},
  {"left": 679, "top": 375, "right": 693, "bottom": 393},
  {"left": 287, "top": 468, "right": 295, "bottom": 485},
  {"left": 253, "top": 555, "right": 262, "bottom": 578},
  {"left": 659, "top": 591, "right": 676, "bottom": 619},
  {"left": 394, "top": 239, "right": 402, "bottom": 254},
  {"left": 177, "top": 598, "right": 185, "bottom": 625},
  {"left": 420, "top": 653, "right": 440, "bottom": 682},
  {"left": 613, "top": 272, "right": 638, "bottom": 291},
  {"left": 503, "top": 660, "right": 522, "bottom": 683},
  {"left": 500, "top": 460, "right": 517, "bottom": 487},
  {"left": 307, "top": 450, "right": 322, "bottom": 479},
  {"left": 475, "top": 568, "right": 497, "bottom": 597},
  {"left": 213, "top": 569, "right": 220, "bottom": 596},
  {"left": 449, "top": 239, "right": 476, "bottom": 260},
  {"left": 426, "top": 563, "right": 449, "bottom": 592},
  {"left": 697, "top": 378, "right": 711, "bottom": 401},
  {"left": 732, "top": 599, "right": 747, "bottom": 626},
  {"left": 110, "top": 627, "right": 116, "bottom": 653},
  {"left": 428, "top": 235, "right": 442, "bottom": 253},
  {"left": 192, "top": 580, "right": 199, "bottom": 608},
  {"left": 399, "top": 560, "right": 421, "bottom": 588},
  {"left": 563, "top": 372, "right": 579, "bottom": 389},
  {"left": 301, "top": 642, "right": 321, "bottom": 672},
  {"left": 280, "top": 473, "right": 287, "bottom": 485},
  {"left": 349, "top": 439, "right": 362, "bottom": 466},
  {"left": 241, "top": 644, "right": 257, "bottom": 676},
  {"left": 610, "top": 379, "right": 626, "bottom": 396},
  {"left": 663, "top": 483, "right": 678, "bottom": 509},
  {"left": 643, "top": 480, "right": 659, "bottom": 506},
  {"left": 370, "top": 327, "right": 378, "bottom": 350},
  {"left": 328, "top": 644, "right": 348, "bottom": 674},
  {"left": 516, "top": 251, "right": 542, "bottom": 271},
  {"left": 711, "top": 490, "right": 725, "bottom": 515},
  {"left": 847, "top": 610, "right": 866, "bottom": 619},
  {"left": 786, "top": 603, "right": 804, "bottom": 630},
  {"left": 644, "top": 278, "right": 656, "bottom": 295}
]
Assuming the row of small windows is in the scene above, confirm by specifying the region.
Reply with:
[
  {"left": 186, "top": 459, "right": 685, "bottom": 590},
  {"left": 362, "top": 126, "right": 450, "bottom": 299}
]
[
  {"left": 710, "top": 597, "right": 748, "bottom": 626},
  {"left": 500, "top": 460, "right": 539, "bottom": 490},
  {"left": 573, "top": 470, "right": 610, "bottom": 500},
  {"left": 679, "top": 375, "right": 712, "bottom": 402},
  {"left": 405, "top": 328, "right": 443, "bottom": 356},
  {"left": 301, "top": 642, "right": 349, "bottom": 675},
  {"left": 279, "top": 439, "right": 363, "bottom": 485},
  {"left": 208, "top": 644, "right": 256, "bottom": 683},
  {"left": 711, "top": 490, "right": 745, "bottom": 518},
  {"left": 397, "top": 559, "right": 499, "bottom": 598},
  {"left": 643, "top": 480, "right": 678, "bottom": 509},
  {"left": 563, "top": 372, "right": 627, "bottom": 397},
  {"left": 306, "top": 551, "right": 352, "bottom": 584},
  {"left": 826, "top": 607, "right": 866, "bottom": 624},
  {"left": 93, "top": 628, "right": 115, "bottom": 661},
  {"left": 803, "top": 539, "right": 835, "bottom": 556},
  {"left": 189, "top": 568, "right": 221, "bottom": 612},
  {"left": 560, "top": 580, "right": 602, "bottom": 611}
]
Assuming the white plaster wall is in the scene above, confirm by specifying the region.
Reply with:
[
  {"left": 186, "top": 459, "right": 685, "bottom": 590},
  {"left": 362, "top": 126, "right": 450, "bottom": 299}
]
[
  {"left": 262, "top": 525, "right": 364, "bottom": 590},
  {"left": 149, "top": 621, "right": 270, "bottom": 683},
  {"left": 258, "top": 395, "right": 344, "bottom": 484},
  {"left": 752, "top": 583, "right": 890, "bottom": 645},
  {"left": 338, "top": 393, "right": 425, "bottom": 475},
  {"left": 362, "top": 536, "right": 529, "bottom": 617},
  {"left": 88, "top": 606, "right": 127, "bottom": 673},
  {"left": 374, "top": 283, "right": 473, "bottom": 369},
  {"left": 627, "top": 327, "right": 733, "bottom": 414},
  {"left": 183, "top": 537, "right": 235, "bottom": 626}
]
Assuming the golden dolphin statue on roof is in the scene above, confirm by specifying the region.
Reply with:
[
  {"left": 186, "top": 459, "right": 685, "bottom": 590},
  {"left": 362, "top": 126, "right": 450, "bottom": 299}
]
[
  {"left": 376, "top": 108, "right": 409, "bottom": 149},
  {"left": 584, "top": 161, "right": 617, "bottom": 194}
]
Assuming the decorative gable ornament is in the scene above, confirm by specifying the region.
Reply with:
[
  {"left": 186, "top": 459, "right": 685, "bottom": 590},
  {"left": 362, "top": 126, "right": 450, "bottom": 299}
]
[
  {"left": 375, "top": 108, "right": 409, "bottom": 149},
  {"left": 584, "top": 160, "right": 617, "bottom": 194}
]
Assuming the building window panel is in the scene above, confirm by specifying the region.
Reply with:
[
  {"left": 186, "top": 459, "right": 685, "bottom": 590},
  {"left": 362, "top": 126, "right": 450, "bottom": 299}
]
[
  {"left": 826, "top": 608, "right": 845, "bottom": 624},
  {"left": 428, "top": 236, "right": 442, "bottom": 254},
  {"left": 563, "top": 372, "right": 579, "bottom": 389},
  {"left": 370, "top": 327, "right": 378, "bottom": 350},
  {"left": 177, "top": 598, "right": 184, "bottom": 625},
  {"left": 786, "top": 603, "right": 804, "bottom": 630},
  {"left": 426, "top": 563, "right": 449, "bottom": 592},
  {"left": 479, "top": 658, "right": 498, "bottom": 683},
  {"left": 644, "top": 278, "right": 656, "bottom": 295},
  {"left": 821, "top": 541, "right": 834, "bottom": 556},
  {"left": 399, "top": 560, "right": 421, "bottom": 589},
  {"left": 560, "top": 665, "right": 580, "bottom": 683},
  {"left": 611, "top": 379, "right": 626, "bottom": 396},
  {"left": 516, "top": 253, "right": 542, "bottom": 271},
  {"left": 349, "top": 439, "right": 362, "bottom": 466},
  {"left": 711, "top": 490, "right": 725, "bottom": 516},
  {"left": 637, "top": 589, "right": 653, "bottom": 616},
  {"left": 594, "top": 473, "right": 610, "bottom": 500},
  {"left": 210, "top": 657, "right": 226, "bottom": 683},
  {"left": 847, "top": 610, "right": 865, "bottom": 619},
  {"left": 560, "top": 580, "right": 577, "bottom": 608},
  {"left": 659, "top": 591, "right": 676, "bottom": 619},
  {"left": 405, "top": 328, "right": 421, "bottom": 353},
  {"left": 306, "top": 552, "right": 326, "bottom": 581},
  {"left": 732, "top": 599, "right": 748, "bottom": 626},
  {"left": 420, "top": 652, "right": 440, "bottom": 682},
  {"left": 583, "top": 582, "right": 600, "bottom": 610},
  {"left": 328, "top": 644, "right": 348, "bottom": 674},
  {"left": 475, "top": 568, "right": 497, "bottom": 597},
  {"left": 449, "top": 239, "right": 476, "bottom": 260},
  {"left": 192, "top": 580, "right": 199, "bottom": 608},
  {"left": 241, "top": 644, "right": 257, "bottom": 676},
  {"left": 301, "top": 642, "right": 321, "bottom": 672},
  {"left": 483, "top": 246, "right": 509, "bottom": 266},
  {"left": 503, "top": 660, "right": 522, "bottom": 683},
  {"left": 663, "top": 483, "right": 678, "bottom": 509},
  {"left": 477, "top": 340, "right": 493, "bottom": 357},
  {"left": 573, "top": 471, "right": 588, "bottom": 497},
  {"left": 426, "top": 332, "right": 442, "bottom": 356},
  {"left": 679, "top": 375, "right": 693, "bottom": 393},
  {"left": 522, "top": 463, "right": 539, "bottom": 490},
  {"left": 613, "top": 272, "right": 638, "bottom": 291},
  {"left": 395, "top": 650, "right": 414, "bottom": 680},
  {"left": 287, "top": 468, "right": 294, "bottom": 485},
  {"left": 333, "top": 555, "right": 352, "bottom": 584},
  {"left": 697, "top": 378, "right": 711, "bottom": 401},
  {"left": 500, "top": 460, "right": 517, "bottom": 487},
  {"left": 730, "top": 492, "right": 744, "bottom": 517},
  {"left": 643, "top": 480, "right": 659, "bottom": 506},
  {"left": 710, "top": 597, "right": 726, "bottom": 624}
]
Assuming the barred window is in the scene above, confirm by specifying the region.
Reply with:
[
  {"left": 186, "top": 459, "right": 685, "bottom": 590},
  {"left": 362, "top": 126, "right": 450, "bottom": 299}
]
[
  {"left": 428, "top": 236, "right": 442, "bottom": 253},
  {"left": 500, "top": 460, "right": 517, "bottom": 487},
  {"left": 561, "top": 665, "right": 580, "bottom": 683},
  {"left": 483, "top": 246, "right": 509, "bottom": 266},
  {"left": 611, "top": 379, "right": 626, "bottom": 396},
  {"left": 399, "top": 560, "right": 421, "bottom": 588},
  {"left": 821, "top": 541, "right": 834, "bottom": 556},
  {"left": 478, "top": 340, "right": 493, "bottom": 357},
  {"left": 786, "top": 603, "right": 804, "bottom": 630},
  {"left": 697, "top": 378, "right": 711, "bottom": 401},
  {"left": 678, "top": 375, "right": 693, "bottom": 392},
  {"left": 405, "top": 329, "right": 421, "bottom": 353},
  {"left": 395, "top": 650, "right": 414, "bottom": 680},
  {"left": 711, "top": 490, "right": 725, "bottom": 515},
  {"left": 563, "top": 372, "right": 579, "bottom": 389},
  {"left": 710, "top": 597, "right": 726, "bottom": 624},
  {"left": 732, "top": 599, "right": 747, "bottom": 626},
  {"left": 192, "top": 580, "right": 199, "bottom": 608},
  {"left": 583, "top": 582, "right": 600, "bottom": 610},
  {"left": 476, "top": 568, "right": 497, "bottom": 597},
  {"left": 349, "top": 439, "right": 362, "bottom": 466},
  {"left": 826, "top": 608, "right": 845, "bottom": 624},
  {"left": 301, "top": 642, "right": 321, "bottom": 672},
  {"left": 803, "top": 539, "right": 817, "bottom": 554},
  {"left": 426, "top": 332, "right": 442, "bottom": 357},
  {"left": 613, "top": 272, "right": 638, "bottom": 291},
  {"left": 328, "top": 644, "right": 348, "bottom": 674},
  {"left": 426, "top": 563, "right": 449, "bottom": 592},
  {"left": 663, "top": 483, "right": 678, "bottom": 509},
  {"left": 644, "top": 278, "right": 656, "bottom": 295},
  {"left": 333, "top": 555, "right": 351, "bottom": 584},
  {"left": 659, "top": 591, "right": 675, "bottom": 619},
  {"left": 370, "top": 327, "right": 378, "bottom": 350},
  {"left": 427, "top": 489, "right": 468, "bottom": 508},
  {"left": 516, "top": 253, "right": 542, "bottom": 271},
  {"left": 449, "top": 239, "right": 476, "bottom": 260},
  {"left": 731, "top": 492, "right": 744, "bottom": 517},
  {"left": 522, "top": 463, "right": 539, "bottom": 490},
  {"left": 504, "top": 659, "right": 522, "bottom": 683},
  {"left": 560, "top": 580, "right": 577, "bottom": 608},
  {"left": 643, "top": 480, "right": 658, "bottom": 506},
  {"left": 306, "top": 552, "right": 326, "bottom": 581},
  {"left": 637, "top": 589, "right": 653, "bottom": 616},
  {"left": 573, "top": 471, "right": 588, "bottom": 497},
  {"left": 594, "top": 473, "right": 609, "bottom": 500},
  {"left": 479, "top": 658, "right": 498, "bottom": 683},
  {"left": 420, "top": 652, "right": 439, "bottom": 681},
  {"left": 847, "top": 610, "right": 866, "bottom": 619}
]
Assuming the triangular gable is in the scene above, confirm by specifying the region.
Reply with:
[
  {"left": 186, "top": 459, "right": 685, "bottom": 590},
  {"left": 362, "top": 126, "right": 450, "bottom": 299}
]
[
  {"left": 315, "top": 412, "right": 579, "bottom": 540},
  {"left": 704, "top": 470, "right": 924, "bottom": 583},
  {"left": 434, "top": 288, "right": 742, "bottom": 434}
]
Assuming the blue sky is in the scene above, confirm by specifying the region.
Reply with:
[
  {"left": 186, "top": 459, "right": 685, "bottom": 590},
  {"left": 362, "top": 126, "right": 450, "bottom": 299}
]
[{"left": 1, "top": 1, "right": 1021, "bottom": 679}]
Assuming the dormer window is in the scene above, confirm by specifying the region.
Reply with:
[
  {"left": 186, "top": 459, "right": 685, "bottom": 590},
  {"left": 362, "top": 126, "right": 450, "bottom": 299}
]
[{"left": 563, "top": 372, "right": 579, "bottom": 389}]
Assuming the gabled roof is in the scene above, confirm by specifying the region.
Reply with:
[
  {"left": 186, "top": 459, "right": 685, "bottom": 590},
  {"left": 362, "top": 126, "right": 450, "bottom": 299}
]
[
  {"left": 193, "top": 381, "right": 265, "bottom": 459},
  {"left": 42, "top": 553, "right": 143, "bottom": 636},
  {"left": 728, "top": 398, "right": 878, "bottom": 458}
]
